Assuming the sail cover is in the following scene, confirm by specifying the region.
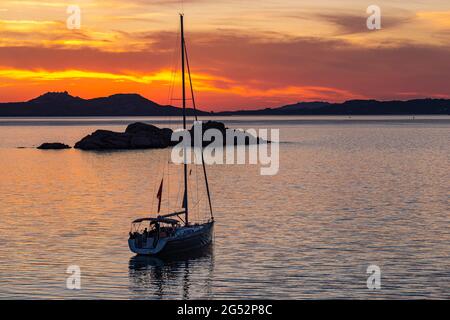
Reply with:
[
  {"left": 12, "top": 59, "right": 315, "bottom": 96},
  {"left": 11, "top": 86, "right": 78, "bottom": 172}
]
[
  {"left": 157, "top": 178, "right": 163, "bottom": 213},
  {"left": 182, "top": 189, "right": 187, "bottom": 209}
]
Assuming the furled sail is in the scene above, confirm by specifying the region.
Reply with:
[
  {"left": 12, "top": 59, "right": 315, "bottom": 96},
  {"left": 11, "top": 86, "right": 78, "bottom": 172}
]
[
  {"left": 182, "top": 189, "right": 187, "bottom": 209},
  {"left": 156, "top": 178, "right": 163, "bottom": 213}
]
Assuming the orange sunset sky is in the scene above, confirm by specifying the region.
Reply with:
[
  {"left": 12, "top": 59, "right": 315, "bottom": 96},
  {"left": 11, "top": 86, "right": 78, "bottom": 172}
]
[{"left": 0, "top": 0, "right": 449, "bottom": 110}]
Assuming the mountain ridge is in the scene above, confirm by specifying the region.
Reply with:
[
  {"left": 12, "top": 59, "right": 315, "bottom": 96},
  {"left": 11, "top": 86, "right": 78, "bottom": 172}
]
[
  {"left": 216, "top": 99, "right": 450, "bottom": 115},
  {"left": 0, "top": 92, "right": 449, "bottom": 116}
]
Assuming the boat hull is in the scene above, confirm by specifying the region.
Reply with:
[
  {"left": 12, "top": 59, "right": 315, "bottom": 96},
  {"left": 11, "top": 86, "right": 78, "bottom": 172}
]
[{"left": 129, "top": 221, "right": 214, "bottom": 256}]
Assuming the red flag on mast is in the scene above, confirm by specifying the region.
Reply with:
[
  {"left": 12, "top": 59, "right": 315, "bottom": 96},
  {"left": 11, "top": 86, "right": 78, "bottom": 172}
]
[{"left": 157, "top": 179, "right": 163, "bottom": 213}]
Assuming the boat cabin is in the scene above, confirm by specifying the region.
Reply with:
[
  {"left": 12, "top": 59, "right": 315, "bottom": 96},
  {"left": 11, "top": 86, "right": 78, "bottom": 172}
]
[{"left": 129, "top": 217, "right": 180, "bottom": 241}]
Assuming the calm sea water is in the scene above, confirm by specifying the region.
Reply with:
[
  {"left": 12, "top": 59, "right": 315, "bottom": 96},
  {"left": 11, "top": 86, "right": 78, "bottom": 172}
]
[{"left": 0, "top": 116, "right": 449, "bottom": 299}]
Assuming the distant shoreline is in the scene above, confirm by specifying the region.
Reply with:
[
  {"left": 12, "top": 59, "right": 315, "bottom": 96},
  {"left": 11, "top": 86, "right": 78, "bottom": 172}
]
[
  {"left": 0, "top": 92, "right": 449, "bottom": 117},
  {"left": 0, "top": 113, "right": 450, "bottom": 117},
  {"left": 1, "top": 115, "right": 450, "bottom": 129}
]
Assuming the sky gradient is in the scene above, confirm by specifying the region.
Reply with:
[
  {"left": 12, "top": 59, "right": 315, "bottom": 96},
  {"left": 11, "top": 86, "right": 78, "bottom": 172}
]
[{"left": 0, "top": 0, "right": 449, "bottom": 110}]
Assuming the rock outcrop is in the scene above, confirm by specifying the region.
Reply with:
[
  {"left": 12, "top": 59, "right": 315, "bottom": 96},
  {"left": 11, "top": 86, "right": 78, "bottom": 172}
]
[
  {"left": 189, "top": 121, "right": 268, "bottom": 146},
  {"left": 37, "top": 142, "right": 71, "bottom": 150},
  {"left": 74, "top": 121, "right": 266, "bottom": 151},
  {"left": 74, "top": 122, "right": 174, "bottom": 150}
]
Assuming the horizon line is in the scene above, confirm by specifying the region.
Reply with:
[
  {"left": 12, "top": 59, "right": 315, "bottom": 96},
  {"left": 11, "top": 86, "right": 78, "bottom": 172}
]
[{"left": 2, "top": 90, "right": 449, "bottom": 113}]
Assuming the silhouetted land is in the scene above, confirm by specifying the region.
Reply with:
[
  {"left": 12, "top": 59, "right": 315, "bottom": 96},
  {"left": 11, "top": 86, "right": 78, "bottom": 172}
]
[
  {"left": 74, "top": 121, "right": 265, "bottom": 150},
  {"left": 0, "top": 91, "right": 448, "bottom": 116},
  {"left": 0, "top": 92, "right": 208, "bottom": 117}
]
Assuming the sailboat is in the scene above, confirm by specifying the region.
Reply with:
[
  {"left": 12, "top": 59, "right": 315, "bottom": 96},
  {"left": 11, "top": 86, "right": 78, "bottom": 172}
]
[{"left": 128, "top": 14, "right": 214, "bottom": 256}]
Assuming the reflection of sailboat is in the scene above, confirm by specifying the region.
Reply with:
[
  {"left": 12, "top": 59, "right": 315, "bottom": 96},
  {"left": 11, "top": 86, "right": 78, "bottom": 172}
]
[
  {"left": 128, "top": 245, "right": 214, "bottom": 299},
  {"left": 128, "top": 14, "right": 214, "bottom": 256},
  {"left": 129, "top": 245, "right": 213, "bottom": 269}
]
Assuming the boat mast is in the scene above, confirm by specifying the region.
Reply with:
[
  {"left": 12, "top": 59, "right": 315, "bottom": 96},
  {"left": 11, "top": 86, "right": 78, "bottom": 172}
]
[{"left": 181, "top": 14, "right": 189, "bottom": 226}]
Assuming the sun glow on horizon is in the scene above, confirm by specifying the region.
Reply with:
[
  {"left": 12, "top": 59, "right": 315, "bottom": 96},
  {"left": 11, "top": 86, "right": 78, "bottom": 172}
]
[{"left": 0, "top": 0, "right": 449, "bottom": 109}]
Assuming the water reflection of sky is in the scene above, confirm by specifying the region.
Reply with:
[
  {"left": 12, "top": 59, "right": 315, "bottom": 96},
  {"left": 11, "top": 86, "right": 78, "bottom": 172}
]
[{"left": 0, "top": 117, "right": 449, "bottom": 299}]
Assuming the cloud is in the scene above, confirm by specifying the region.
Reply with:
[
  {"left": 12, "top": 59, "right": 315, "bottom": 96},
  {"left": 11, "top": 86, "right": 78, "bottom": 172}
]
[
  {"left": 1, "top": 27, "right": 449, "bottom": 109},
  {"left": 416, "top": 11, "right": 450, "bottom": 28},
  {"left": 316, "top": 13, "right": 412, "bottom": 35},
  {"left": 2, "top": 1, "right": 68, "bottom": 8},
  {"left": 0, "top": 19, "right": 145, "bottom": 51}
]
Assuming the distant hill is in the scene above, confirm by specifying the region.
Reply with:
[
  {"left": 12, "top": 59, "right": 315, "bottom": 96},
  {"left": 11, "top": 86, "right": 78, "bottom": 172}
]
[
  {"left": 0, "top": 92, "right": 449, "bottom": 116},
  {"left": 0, "top": 91, "right": 208, "bottom": 117},
  {"left": 216, "top": 99, "right": 450, "bottom": 115}
]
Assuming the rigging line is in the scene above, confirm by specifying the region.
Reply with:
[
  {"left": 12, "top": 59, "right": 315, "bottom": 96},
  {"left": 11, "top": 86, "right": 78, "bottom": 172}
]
[
  {"left": 193, "top": 142, "right": 201, "bottom": 220},
  {"left": 165, "top": 26, "right": 181, "bottom": 214},
  {"left": 189, "top": 198, "right": 203, "bottom": 211},
  {"left": 186, "top": 44, "right": 206, "bottom": 222},
  {"left": 163, "top": 22, "right": 181, "bottom": 212},
  {"left": 150, "top": 25, "right": 179, "bottom": 216},
  {"left": 166, "top": 29, "right": 180, "bottom": 108},
  {"left": 196, "top": 157, "right": 200, "bottom": 220},
  {"left": 159, "top": 33, "right": 178, "bottom": 216},
  {"left": 182, "top": 33, "right": 199, "bottom": 220},
  {"left": 184, "top": 40, "right": 214, "bottom": 220},
  {"left": 176, "top": 162, "right": 183, "bottom": 208},
  {"left": 181, "top": 14, "right": 189, "bottom": 225},
  {"left": 191, "top": 146, "right": 200, "bottom": 220},
  {"left": 152, "top": 31, "right": 178, "bottom": 214}
]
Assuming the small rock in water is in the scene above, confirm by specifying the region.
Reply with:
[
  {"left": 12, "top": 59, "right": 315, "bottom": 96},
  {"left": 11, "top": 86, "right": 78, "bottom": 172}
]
[{"left": 37, "top": 142, "right": 71, "bottom": 150}]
